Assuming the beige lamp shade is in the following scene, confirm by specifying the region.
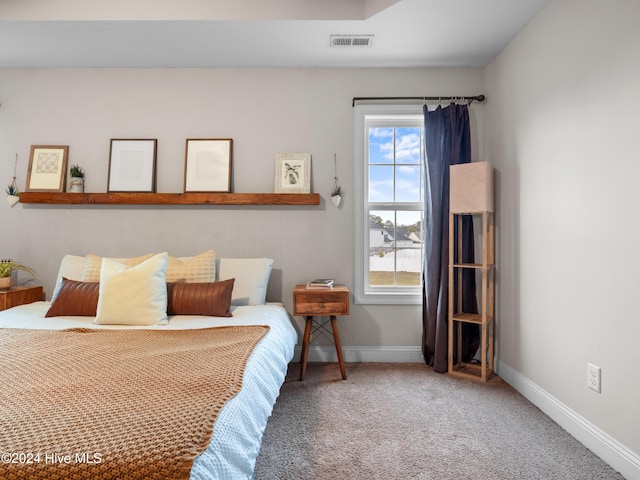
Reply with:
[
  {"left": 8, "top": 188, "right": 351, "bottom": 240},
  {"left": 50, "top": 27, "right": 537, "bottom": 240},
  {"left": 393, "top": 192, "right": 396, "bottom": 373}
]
[{"left": 450, "top": 161, "right": 494, "bottom": 213}]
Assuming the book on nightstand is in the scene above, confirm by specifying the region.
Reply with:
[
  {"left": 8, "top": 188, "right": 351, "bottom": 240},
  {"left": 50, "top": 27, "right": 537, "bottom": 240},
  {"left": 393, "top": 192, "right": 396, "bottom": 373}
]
[{"left": 306, "top": 278, "right": 335, "bottom": 288}]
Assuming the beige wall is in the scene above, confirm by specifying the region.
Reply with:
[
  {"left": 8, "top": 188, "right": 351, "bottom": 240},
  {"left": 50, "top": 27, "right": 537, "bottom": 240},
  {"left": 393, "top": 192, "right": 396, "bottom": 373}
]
[
  {"left": 0, "top": 67, "right": 484, "bottom": 357},
  {"left": 484, "top": 0, "right": 640, "bottom": 471}
]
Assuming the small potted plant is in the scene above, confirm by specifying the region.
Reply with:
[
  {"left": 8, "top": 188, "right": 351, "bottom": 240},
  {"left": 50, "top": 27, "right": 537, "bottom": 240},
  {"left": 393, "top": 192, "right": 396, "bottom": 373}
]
[
  {"left": 6, "top": 154, "right": 20, "bottom": 206},
  {"left": 330, "top": 154, "right": 342, "bottom": 208},
  {"left": 5, "top": 183, "right": 20, "bottom": 207},
  {"left": 330, "top": 184, "right": 342, "bottom": 207},
  {"left": 0, "top": 260, "right": 36, "bottom": 290},
  {"left": 68, "top": 164, "right": 85, "bottom": 192}
]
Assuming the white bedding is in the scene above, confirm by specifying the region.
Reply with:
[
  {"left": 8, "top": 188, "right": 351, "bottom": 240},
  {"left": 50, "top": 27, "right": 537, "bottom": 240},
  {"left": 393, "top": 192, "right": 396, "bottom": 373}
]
[{"left": 0, "top": 301, "right": 297, "bottom": 480}]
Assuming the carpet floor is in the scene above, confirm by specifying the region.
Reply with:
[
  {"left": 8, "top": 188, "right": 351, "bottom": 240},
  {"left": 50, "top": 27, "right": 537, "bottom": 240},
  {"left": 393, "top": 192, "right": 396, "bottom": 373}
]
[{"left": 254, "top": 362, "right": 625, "bottom": 479}]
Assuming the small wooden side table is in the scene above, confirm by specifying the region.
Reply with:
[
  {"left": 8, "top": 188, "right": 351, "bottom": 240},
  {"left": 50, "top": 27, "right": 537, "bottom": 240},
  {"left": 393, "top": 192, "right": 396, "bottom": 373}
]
[
  {"left": 0, "top": 285, "right": 44, "bottom": 311},
  {"left": 293, "top": 284, "right": 350, "bottom": 381}
]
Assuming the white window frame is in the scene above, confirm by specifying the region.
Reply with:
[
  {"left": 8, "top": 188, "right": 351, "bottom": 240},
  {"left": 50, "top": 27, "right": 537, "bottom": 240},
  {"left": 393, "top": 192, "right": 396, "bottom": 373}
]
[{"left": 354, "top": 104, "right": 424, "bottom": 305}]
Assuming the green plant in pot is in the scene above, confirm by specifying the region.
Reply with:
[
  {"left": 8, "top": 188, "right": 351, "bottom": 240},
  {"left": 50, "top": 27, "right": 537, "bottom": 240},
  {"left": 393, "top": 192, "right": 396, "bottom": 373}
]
[
  {"left": 6, "top": 183, "right": 20, "bottom": 207},
  {"left": 6, "top": 153, "right": 20, "bottom": 207},
  {"left": 331, "top": 183, "right": 342, "bottom": 207},
  {"left": 6, "top": 184, "right": 18, "bottom": 196},
  {"left": 0, "top": 260, "right": 36, "bottom": 290},
  {"left": 68, "top": 164, "right": 85, "bottom": 193}
]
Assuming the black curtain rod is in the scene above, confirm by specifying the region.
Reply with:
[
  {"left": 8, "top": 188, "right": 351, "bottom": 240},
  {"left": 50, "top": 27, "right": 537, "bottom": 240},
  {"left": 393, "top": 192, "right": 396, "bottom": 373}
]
[{"left": 352, "top": 94, "right": 485, "bottom": 107}]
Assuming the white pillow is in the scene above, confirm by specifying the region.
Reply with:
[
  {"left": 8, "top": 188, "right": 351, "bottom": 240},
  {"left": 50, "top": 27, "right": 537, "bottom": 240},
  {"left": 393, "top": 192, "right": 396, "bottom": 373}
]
[
  {"left": 95, "top": 252, "right": 169, "bottom": 326},
  {"left": 167, "top": 249, "right": 216, "bottom": 283},
  {"left": 51, "top": 254, "right": 87, "bottom": 302},
  {"left": 217, "top": 258, "right": 273, "bottom": 306}
]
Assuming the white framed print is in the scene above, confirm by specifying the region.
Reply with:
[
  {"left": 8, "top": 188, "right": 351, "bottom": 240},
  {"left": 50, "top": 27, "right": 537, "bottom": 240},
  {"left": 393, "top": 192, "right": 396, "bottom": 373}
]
[
  {"left": 108, "top": 139, "right": 157, "bottom": 192},
  {"left": 274, "top": 153, "right": 311, "bottom": 193},
  {"left": 184, "top": 138, "right": 232, "bottom": 192}
]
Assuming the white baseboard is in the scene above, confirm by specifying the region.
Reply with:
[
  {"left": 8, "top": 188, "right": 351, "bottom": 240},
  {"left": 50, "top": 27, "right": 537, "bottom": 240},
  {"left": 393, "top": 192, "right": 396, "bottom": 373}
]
[
  {"left": 292, "top": 345, "right": 424, "bottom": 363},
  {"left": 497, "top": 360, "right": 640, "bottom": 480}
]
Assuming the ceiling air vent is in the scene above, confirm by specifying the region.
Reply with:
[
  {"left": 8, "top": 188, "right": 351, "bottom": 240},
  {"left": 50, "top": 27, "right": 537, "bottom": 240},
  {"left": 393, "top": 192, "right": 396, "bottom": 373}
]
[{"left": 330, "top": 35, "right": 374, "bottom": 47}]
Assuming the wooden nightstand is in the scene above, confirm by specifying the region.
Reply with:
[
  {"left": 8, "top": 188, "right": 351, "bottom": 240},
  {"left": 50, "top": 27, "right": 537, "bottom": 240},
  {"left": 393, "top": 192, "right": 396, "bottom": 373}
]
[
  {"left": 293, "top": 284, "right": 350, "bottom": 381},
  {"left": 0, "top": 285, "right": 44, "bottom": 311}
]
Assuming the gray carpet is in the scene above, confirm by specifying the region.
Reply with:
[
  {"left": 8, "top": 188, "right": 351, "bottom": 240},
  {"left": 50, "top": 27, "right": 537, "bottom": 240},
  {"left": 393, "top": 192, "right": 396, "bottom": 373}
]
[{"left": 254, "top": 362, "right": 624, "bottom": 479}]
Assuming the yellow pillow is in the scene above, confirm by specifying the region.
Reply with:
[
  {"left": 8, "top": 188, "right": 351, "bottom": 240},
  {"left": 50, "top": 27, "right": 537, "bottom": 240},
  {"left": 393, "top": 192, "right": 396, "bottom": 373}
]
[
  {"left": 82, "top": 253, "right": 154, "bottom": 282},
  {"left": 166, "top": 249, "right": 216, "bottom": 283},
  {"left": 94, "top": 252, "right": 169, "bottom": 326}
]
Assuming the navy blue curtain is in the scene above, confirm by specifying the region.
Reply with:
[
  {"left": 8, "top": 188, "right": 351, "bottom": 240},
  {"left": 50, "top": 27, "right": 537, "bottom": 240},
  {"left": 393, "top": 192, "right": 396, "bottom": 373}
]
[{"left": 422, "top": 103, "right": 478, "bottom": 373}]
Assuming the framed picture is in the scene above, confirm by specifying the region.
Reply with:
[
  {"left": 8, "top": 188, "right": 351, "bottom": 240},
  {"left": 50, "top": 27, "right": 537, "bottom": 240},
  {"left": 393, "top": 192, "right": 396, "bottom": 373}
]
[
  {"left": 274, "top": 153, "right": 311, "bottom": 193},
  {"left": 184, "top": 138, "right": 232, "bottom": 193},
  {"left": 108, "top": 139, "right": 157, "bottom": 192},
  {"left": 25, "top": 145, "right": 69, "bottom": 192}
]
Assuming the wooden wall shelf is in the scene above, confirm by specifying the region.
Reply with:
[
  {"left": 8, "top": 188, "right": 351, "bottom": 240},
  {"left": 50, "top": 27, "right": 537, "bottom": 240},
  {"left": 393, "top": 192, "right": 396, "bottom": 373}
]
[{"left": 19, "top": 192, "right": 320, "bottom": 206}]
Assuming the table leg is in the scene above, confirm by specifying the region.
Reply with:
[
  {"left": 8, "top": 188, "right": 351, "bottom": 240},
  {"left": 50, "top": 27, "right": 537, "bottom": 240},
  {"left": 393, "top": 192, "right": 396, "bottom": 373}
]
[
  {"left": 330, "top": 315, "right": 347, "bottom": 380},
  {"left": 299, "top": 316, "right": 313, "bottom": 381}
]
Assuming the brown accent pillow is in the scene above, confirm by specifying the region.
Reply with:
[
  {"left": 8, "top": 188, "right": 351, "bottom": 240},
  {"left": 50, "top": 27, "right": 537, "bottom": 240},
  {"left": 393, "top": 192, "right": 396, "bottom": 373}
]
[
  {"left": 167, "top": 279, "right": 235, "bottom": 317},
  {"left": 45, "top": 277, "right": 100, "bottom": 317}
]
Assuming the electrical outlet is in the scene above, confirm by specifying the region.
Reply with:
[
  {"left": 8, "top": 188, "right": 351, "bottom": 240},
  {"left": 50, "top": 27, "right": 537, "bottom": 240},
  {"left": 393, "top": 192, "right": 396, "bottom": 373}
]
[{"left": 587, "top": 363, "right": 601, "bottom": 393}]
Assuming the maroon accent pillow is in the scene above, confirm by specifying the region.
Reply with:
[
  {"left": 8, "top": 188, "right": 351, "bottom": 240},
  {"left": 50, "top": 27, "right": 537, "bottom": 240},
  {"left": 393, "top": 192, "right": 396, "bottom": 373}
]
[
  {"left": 45, "top": 278, "right": 100, "bottom": 317},
  {"left": 167, "top": 279, "right": 235, "bottom": 317}
]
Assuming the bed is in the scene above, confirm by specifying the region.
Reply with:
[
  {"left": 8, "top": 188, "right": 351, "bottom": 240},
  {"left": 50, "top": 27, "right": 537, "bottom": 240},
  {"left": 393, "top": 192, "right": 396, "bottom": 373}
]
[{"left": 0, "top": 251, "right": 297, "bottom": 480}]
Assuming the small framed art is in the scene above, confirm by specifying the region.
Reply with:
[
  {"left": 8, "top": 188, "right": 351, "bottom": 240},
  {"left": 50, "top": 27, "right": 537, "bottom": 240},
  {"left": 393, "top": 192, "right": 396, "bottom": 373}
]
[
  {"left": 184, "top": 138, "right": 233, "bottom": 193},
  {"left": 25, "top": 145, "right": 69, "bottom": 192},
  {"left": 108, "top": 139, "right": 157, "bottom": 192},
  {"left": 274, "top": 153, "right": 311, "bottom": 193}
]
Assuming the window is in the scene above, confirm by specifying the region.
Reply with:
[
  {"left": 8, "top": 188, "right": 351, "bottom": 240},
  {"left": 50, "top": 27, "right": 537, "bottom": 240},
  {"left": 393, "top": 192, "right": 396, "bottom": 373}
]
[{"left": 354, "top": 105, "right": 425, "bottom": 304}]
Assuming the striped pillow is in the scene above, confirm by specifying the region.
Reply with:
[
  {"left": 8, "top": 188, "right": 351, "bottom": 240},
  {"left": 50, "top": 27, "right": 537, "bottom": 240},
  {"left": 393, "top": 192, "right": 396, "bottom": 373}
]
[
  {"left": 45, "top": 278, "right": 100, "bottom": 317},
  {"left": 167, "top": 279, "right": 234, "bottom": 317}
]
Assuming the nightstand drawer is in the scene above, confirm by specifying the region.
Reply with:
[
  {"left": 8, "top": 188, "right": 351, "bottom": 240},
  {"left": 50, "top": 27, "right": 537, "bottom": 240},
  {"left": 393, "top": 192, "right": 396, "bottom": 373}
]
[
  {"left": 293, "top": 286, "right": 350, "bottom": 316},
  {"left": 0, "top": 286, "right": 44, "bottom": 311}
]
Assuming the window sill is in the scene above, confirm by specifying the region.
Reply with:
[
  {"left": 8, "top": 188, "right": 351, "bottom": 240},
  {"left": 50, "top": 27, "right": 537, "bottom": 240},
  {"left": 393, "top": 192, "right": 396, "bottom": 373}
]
[{"left": 353, "top": 291, "right": 422, "bottom": 305}]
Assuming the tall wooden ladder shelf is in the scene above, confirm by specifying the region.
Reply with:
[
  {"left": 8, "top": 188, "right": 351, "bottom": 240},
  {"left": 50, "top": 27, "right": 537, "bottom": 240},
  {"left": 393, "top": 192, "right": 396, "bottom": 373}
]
[{"left": 448, "top": 161, "right": 495, "bottom": 382}]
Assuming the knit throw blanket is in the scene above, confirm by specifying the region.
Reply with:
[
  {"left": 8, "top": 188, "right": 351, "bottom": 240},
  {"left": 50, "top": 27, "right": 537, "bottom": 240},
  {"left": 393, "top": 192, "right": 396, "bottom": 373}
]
[{"left": 0, "top": 325, "right": 269, "bottom": 480}]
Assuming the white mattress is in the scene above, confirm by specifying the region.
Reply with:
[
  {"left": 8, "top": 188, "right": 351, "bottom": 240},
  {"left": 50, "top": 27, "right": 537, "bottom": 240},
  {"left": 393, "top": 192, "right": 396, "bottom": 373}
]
[{"left": 0, "top": 301, "right": 297, "bottom": 480}]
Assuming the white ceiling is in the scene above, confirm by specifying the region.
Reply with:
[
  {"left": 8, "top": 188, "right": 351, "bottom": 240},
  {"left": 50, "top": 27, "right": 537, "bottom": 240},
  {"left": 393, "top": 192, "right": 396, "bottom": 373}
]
[{"left": 0, "top": 0, "right": 550, "bottom": 68}]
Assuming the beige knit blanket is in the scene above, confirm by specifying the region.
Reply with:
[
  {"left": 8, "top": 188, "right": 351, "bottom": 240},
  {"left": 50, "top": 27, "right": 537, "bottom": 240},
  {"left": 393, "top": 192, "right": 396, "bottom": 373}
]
[{"left": 0, "top": 325, "right": 269, "bottom": 480}]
